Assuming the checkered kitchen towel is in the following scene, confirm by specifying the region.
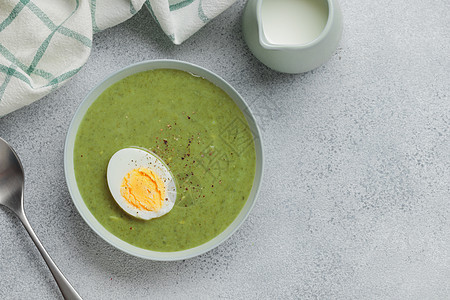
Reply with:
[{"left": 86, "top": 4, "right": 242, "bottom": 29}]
[{"left": 0, "top": 0, "right": 236, "bottom": 117}]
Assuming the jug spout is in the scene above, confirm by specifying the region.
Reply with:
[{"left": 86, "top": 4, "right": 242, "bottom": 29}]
[
  {"left": 255, "top": 0, "right": 279, "bottom": 50},
  {"left": 256, "top": 0, "right": 331, "bottom": 50}
]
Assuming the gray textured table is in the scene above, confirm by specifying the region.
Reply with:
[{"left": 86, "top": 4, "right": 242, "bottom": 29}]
[{"left": 1, "top": 0, "right": 449, "bottom": 299}]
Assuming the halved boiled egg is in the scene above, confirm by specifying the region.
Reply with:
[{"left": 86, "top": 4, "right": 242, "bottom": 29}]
[{"left": 107, "top": 147, "right": 177, "bottom": 220}]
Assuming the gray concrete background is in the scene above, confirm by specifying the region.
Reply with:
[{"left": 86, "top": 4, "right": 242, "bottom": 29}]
[{"left": 1, "top": 0, "right": 449, "bottom": 299}]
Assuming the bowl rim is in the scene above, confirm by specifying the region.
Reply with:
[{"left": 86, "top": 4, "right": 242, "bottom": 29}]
[{"left": 64, "top": 59, "right": 264, "bottom": 261}]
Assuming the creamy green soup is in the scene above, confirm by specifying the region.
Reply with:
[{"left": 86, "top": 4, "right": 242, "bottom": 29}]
[{"left": 74, "top": 69, "right": 256, "bottom": 252}]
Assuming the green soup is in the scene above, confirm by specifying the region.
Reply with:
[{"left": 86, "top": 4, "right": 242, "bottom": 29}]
[{"left": 74, "top": 69, "right": 256, "bottom": 252}]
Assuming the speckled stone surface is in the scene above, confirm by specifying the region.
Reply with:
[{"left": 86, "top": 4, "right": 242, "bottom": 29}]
[{"left": 1, "top": 0, "right": 450, "bottom": 299}]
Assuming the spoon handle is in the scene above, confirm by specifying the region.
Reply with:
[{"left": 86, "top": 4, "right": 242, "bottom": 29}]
[{"left": 18, "top": 212, "right": 82, "bottom": 300}]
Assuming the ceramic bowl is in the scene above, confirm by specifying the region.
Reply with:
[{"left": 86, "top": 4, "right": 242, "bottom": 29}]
[
  {"left": 242, "top": 0, "right": 343, "bottom": 73},
  {"left": 64, "top": 60, "right": 264, "bottom": 261}
]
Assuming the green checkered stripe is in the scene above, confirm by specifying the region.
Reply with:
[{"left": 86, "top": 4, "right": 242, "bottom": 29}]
[
  {"left": 146, "top": 0, "right": 210, "bottom": 42},
  {"left": 0, "top": 0, "right": 94, "bottom": 101}
]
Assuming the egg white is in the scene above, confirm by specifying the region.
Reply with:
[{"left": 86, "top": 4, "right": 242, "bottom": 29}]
[{"left": 107, "top": 147, "right": 177, "bottom": 220}]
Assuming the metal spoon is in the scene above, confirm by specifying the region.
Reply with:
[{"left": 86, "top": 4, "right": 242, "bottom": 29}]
[{"left": 0, "top": 137, "right": 82, "bottom": 300}]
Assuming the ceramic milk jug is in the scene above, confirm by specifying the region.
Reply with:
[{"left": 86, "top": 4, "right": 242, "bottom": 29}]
[{"left": 242, "top": 0, "right": 343, "bottom": 73}]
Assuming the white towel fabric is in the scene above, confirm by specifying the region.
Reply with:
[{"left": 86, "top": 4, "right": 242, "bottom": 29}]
[{"left": 0, "top": 0, "right": 236, "bottom": 117}]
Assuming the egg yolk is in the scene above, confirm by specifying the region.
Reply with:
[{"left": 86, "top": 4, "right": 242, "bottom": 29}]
[{"left": 120, "top": 168, "right": 166, "bottom": 212}]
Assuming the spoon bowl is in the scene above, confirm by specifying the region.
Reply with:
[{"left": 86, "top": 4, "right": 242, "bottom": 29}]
[
  {"left": 0, "top": 140, "right": 23, "bottom": 213},
  {"left": 0, "top": 137, "right": 82, "bottom": 300}
]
